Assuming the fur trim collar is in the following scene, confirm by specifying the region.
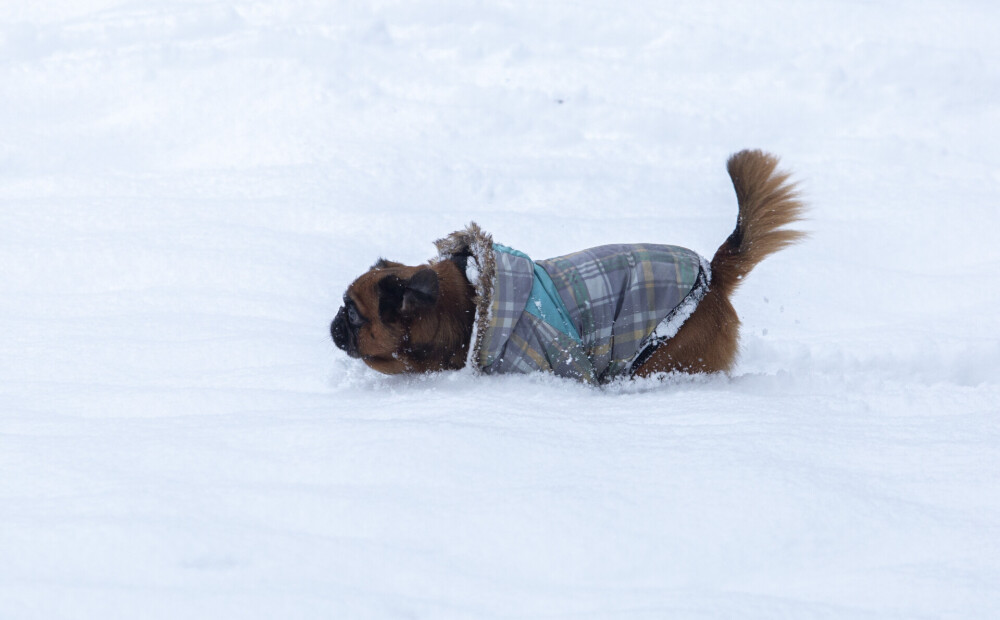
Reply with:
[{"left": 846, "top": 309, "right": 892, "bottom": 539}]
[{"left": 434, "top": 222, "right": 494, "bottom": 371}]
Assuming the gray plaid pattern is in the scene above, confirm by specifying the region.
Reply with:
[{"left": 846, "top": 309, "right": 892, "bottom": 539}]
[
  {"left": 479, "top": 250, "right": 535, "bottom": 368},
  {"left": 478, "top": 243, "right": 704, "bottom": 383}
]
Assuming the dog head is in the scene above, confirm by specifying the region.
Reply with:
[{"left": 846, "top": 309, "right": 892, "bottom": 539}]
[{"left": 331, "top": 257, "right": 476, "bottom": 374}]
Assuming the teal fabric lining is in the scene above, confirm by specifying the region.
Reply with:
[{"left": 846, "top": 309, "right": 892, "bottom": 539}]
[{"left": 493, "top": 243, "right": 582, "bottom": 343}]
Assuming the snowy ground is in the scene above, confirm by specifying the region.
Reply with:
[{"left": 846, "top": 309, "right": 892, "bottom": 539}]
[{"left": 2, "top": 0, "right": 999, "bottom": 618}]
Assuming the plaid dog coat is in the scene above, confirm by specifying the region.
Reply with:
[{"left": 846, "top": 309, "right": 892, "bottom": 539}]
[{"left": 435, "top": 223, "right": 711, "bottom": 384}]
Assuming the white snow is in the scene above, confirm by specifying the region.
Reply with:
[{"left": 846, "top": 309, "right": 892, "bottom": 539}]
[{"left": 2, "top": 0, "right": 999, "bottom": 618}]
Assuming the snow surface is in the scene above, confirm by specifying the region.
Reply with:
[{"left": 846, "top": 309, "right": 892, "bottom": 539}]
[{"left": 2, "top": 0, "right": 999, "bottom": 618}]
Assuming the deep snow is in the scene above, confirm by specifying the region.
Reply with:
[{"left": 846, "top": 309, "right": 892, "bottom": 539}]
[{"left": 2, "top": 0, "right": 999, "bottom": 618}]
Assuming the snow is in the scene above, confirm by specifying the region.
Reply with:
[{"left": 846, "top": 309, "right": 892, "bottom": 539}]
[{"left": 2, "top": 0, "right": 999, "bottom": 617}]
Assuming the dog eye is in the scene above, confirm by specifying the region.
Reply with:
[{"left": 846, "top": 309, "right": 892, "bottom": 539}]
[{"left": 348, "top": 305, "right": 363, "bottom": 326}]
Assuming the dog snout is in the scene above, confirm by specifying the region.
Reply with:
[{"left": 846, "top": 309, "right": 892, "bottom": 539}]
[
  {"left": 332, "top": 307, "right": 363, "bottom": 358},
  {"left": 331, "top": 307, "right": 349, "bottom": 351}
]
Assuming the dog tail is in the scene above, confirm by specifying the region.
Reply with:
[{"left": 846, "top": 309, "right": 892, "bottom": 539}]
[{"left": 709, "top": 149, "right": 806, "bottom": 293}]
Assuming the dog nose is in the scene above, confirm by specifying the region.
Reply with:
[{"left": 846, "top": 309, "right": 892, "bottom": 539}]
[{"left": 331, "top": 307, "right": 348, "bottom": 350}]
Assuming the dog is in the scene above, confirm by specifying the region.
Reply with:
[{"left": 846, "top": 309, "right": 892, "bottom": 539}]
[{"left": 331, "top": 149, "right": 805, "bottom": 383}]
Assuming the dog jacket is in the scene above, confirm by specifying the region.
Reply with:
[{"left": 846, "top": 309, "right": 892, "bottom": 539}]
[{"left": 435, "top": 223, "right": 710, "bottom": 384}]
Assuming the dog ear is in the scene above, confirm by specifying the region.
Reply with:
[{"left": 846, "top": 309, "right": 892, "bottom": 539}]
[
  {"left": 401, "top": 268, "right": 439, "bottom": 314},
  {"left": 378, "top": 268, "right": 439, "bottom": 323},
  {"left": 372, "top": 257, "right": 404, "bottom": 270}
]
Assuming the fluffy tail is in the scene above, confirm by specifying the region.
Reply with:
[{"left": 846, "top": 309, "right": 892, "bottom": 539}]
[{"left": 710, "top": 150, "right": 806, "bottom": 292}]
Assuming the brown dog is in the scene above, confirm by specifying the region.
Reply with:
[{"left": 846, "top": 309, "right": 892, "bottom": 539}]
[{"left": 331, "top": 149, "right": 805, "bottom": 382}]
